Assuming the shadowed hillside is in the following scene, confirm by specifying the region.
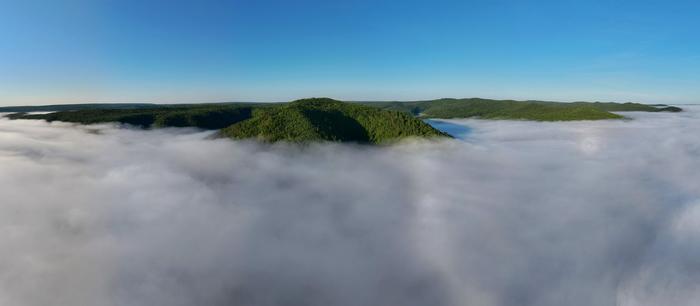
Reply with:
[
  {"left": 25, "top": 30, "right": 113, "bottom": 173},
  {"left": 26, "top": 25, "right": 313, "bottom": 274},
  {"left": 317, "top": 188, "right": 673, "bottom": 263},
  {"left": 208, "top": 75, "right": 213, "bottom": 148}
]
[{"left": 7, "top": 105, "right": 255, "bottom": 129}]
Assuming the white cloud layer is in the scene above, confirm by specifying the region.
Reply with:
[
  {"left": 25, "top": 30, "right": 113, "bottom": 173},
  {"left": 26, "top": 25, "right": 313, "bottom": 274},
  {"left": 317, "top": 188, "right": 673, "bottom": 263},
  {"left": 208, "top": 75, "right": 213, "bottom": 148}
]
[{"left": 0, "top": 108, "right": 699, "bottom": 306}]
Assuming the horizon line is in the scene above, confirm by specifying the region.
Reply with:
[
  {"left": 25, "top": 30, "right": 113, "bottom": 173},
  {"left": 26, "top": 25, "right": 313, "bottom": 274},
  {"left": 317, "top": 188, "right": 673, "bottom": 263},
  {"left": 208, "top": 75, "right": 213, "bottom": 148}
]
[{"left": 3, "top": 97, "right": 695, "bottom": 108}]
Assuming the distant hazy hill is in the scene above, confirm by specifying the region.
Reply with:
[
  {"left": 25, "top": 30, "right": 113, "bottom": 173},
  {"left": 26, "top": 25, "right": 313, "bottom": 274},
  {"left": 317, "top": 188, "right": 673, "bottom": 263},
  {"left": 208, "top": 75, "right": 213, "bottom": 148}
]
[
  {"left": 6, "top": 105, "right": 255, "bottom": 129},
  {"left": 7, "top": 98, "right": 447, "bottom": 144},
  {"left": 359, "top": 98, "right": 682, "bottom": 121},
  {"left": 568, "top": 101, "right": 682, "bottom": 113},
  {"left": 0, "top": 103, "right": 159, "bottom": 113}
]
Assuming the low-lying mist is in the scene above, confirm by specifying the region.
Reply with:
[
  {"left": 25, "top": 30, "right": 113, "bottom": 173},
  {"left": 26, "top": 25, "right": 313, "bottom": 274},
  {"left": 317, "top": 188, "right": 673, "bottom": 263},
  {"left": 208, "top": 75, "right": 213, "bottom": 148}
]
[{"left": 1, "top": 108, "right": 699, "bottom": 306}]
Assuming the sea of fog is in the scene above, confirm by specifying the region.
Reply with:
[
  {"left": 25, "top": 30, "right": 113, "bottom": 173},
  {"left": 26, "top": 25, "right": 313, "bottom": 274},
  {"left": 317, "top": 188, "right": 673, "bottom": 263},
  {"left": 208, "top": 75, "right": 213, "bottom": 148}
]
[{"left": 1, "top": 107, "right": 699, "bottom": 306}]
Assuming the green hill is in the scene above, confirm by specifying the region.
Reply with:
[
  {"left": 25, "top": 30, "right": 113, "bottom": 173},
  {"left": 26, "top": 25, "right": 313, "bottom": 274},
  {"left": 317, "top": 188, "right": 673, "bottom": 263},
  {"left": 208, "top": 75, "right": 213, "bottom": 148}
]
[
  {"left": 3, "top": 97, "right": 682, "bottom": 123},
  {"left": 359, "top": 98, "right": 682, "bottom": 121},
  {"left": 7, "top": 99, "right": 448, "bottom": 144},
  {"left": 219, "top": 98, "right": 447, "bottom": 143},
  {"left": 7, "top": 105, "right": 255, "bottom": 129},
  {"left": 4, "top": 97, "right": 684, "bottom": 143},
  {"left": 568, "top": 101, "right": 682, "bottom": 112}
]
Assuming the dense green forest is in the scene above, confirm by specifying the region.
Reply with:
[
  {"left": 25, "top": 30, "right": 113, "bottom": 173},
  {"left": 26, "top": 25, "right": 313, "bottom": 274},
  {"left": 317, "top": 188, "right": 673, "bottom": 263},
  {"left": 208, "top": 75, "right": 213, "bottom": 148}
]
[
  {"left": 2, "top": 97, "right": 682, "bottom": 122},
  {"left": 358, "top": 98, "right": 682, "bottom": 121},
  {"left": 7, "top": 99, "right": 447, "bottom": 144},
  {"left": 219, "top": 98, "right": 447, "bottom": 143},
  {"left": 7, "top": 105, "right": 256, "bottom": 129},
  {"left": 568, "top": 101, "right": 682, "bottom": 112},
  {"left": 2, "top": 98, "right": 682, "bottom": 121},
  {"left": 3, "top": 97, "right": 683, "bottom": 143}
]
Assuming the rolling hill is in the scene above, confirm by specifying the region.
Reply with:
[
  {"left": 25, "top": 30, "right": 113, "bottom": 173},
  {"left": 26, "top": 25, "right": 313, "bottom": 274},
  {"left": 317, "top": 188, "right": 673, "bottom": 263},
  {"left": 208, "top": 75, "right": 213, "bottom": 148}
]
[
  {"left": 3, "top": 97, "right": 684, "bottom": 143},
  {"left": 219, "top": 98, "right": 447, "bottom": 143},
  {"left": 359, "top": 98, "right": 681, "bottom": 121},
  {"left": 6, "top": 98, "right": 448, "bottom": 144}
]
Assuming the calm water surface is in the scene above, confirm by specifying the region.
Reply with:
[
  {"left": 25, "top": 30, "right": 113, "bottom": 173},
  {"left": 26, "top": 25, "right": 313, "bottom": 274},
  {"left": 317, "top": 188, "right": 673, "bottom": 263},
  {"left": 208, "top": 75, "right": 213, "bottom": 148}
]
[{"left": 425, "top": 119, "right": 472, "bottom": 139}]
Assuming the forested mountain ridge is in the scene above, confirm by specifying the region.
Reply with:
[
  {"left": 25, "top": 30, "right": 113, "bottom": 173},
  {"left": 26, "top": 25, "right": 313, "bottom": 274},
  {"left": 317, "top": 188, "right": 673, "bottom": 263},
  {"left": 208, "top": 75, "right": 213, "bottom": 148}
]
[
  {"left": 219, "top": 98, "right": 447, "bottom": 143},
  {"left": 358, "top": 98, "right": 682, "bottom": 121},
  {"left": 6, "top": 98, "right": 448, "bottom": 144},
  {"left": 3, "top": 97, "right": 683, "bottom": 143}
]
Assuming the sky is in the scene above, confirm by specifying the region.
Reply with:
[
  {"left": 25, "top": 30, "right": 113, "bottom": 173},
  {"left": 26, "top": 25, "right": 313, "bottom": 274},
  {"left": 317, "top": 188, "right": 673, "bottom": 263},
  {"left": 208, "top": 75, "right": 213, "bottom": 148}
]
[{"left": 0, "top": 0, "right": 699, "bottom": 105}]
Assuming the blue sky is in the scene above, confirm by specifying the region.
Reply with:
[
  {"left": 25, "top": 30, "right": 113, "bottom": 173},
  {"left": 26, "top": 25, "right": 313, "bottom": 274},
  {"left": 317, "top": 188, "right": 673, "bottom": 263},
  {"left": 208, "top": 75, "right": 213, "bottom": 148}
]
[{"left": 1, "top": 0, "right": 698, "bottom": 105}]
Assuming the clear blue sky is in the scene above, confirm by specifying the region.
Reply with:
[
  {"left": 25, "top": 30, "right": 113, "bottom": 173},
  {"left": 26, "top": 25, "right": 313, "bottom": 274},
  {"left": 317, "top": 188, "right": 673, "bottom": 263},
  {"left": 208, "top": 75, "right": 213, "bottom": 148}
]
[{"left": 1, "top": 0, "right": 698, "bottom": 105}]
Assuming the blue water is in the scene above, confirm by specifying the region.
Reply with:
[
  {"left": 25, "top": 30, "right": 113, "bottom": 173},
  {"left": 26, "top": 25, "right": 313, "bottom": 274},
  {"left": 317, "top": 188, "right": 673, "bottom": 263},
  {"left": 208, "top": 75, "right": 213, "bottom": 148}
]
[{"left": 425, "top": 119, "right": 472, "bottom": 139}]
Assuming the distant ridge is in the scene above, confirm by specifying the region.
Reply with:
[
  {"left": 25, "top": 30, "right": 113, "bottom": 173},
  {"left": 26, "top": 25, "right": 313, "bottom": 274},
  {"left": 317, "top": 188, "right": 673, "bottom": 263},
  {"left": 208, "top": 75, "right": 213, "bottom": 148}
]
[
  {"left": 2, "top": 97, "right": 684, "bottom": 144},
  {"left": 5, "top": 98, "right": 448, "bottom": 144},
  {"left": 358, "top": 98, "right": 682, "bottom": 121},
  {"left": 0, "top": 103, "right": 159, "bottom": 113},
  {"left": 1, "top": 98, "right": 682, "bottom": 119}
]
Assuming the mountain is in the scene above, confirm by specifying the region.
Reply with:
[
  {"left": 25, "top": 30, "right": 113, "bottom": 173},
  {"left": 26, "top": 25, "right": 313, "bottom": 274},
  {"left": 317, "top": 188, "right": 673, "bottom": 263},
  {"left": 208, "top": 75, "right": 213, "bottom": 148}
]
[
  {"left": 5, "top": 105, "right": 255, "bottom": 129},
  {"left": 2, "top": 98, "right": 682, "bottom": 122},
  {"left": 219, "top": 98, "right": 447, "bottom": 143},
  {"left": 6, "top": 98, "right": 448, "bottom": 144},
  {"left": 3, "top": 97, "right": 685, "bottom": 143},
  {"left": 359, "top": 98, "right": 682, "bottom": 121}
]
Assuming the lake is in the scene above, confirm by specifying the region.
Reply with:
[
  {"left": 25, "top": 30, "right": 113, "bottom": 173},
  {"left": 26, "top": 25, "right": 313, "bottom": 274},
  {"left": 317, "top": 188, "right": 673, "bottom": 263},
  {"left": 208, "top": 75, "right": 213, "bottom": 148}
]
[{"left": 425, "top": 119, "right": 472, "bottom": 139}]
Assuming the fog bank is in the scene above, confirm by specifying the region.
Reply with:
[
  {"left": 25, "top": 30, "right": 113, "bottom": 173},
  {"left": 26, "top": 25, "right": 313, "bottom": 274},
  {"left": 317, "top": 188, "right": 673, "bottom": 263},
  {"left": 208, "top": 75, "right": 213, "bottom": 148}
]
[{"left": 1, "top": 108, "right": 699, "bottom": 306}]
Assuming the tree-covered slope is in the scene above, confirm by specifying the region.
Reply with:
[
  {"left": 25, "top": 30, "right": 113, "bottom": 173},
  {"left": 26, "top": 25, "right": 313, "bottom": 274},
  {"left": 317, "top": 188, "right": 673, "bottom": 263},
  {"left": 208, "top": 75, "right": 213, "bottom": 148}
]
[
  {"left": 4, "top": 97, "right": 681, "bottom": 123},
  {"left": 9, "top": 105, "right": 255, "bottom": 129},
  {"left": 219, "top": 98, "right": 447, "bottom": 143},
  {"left": 8, "top": 99, "right": 448, "bottom": 144},
  {"left": 568, "top": 102, "right": 682, "bottom": 112},
  {"left": 419, "top": 99, "right": 623, "bottom": 120},
  {"left": 359, "top": 98, "right": 682, "bottom": 121}
]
